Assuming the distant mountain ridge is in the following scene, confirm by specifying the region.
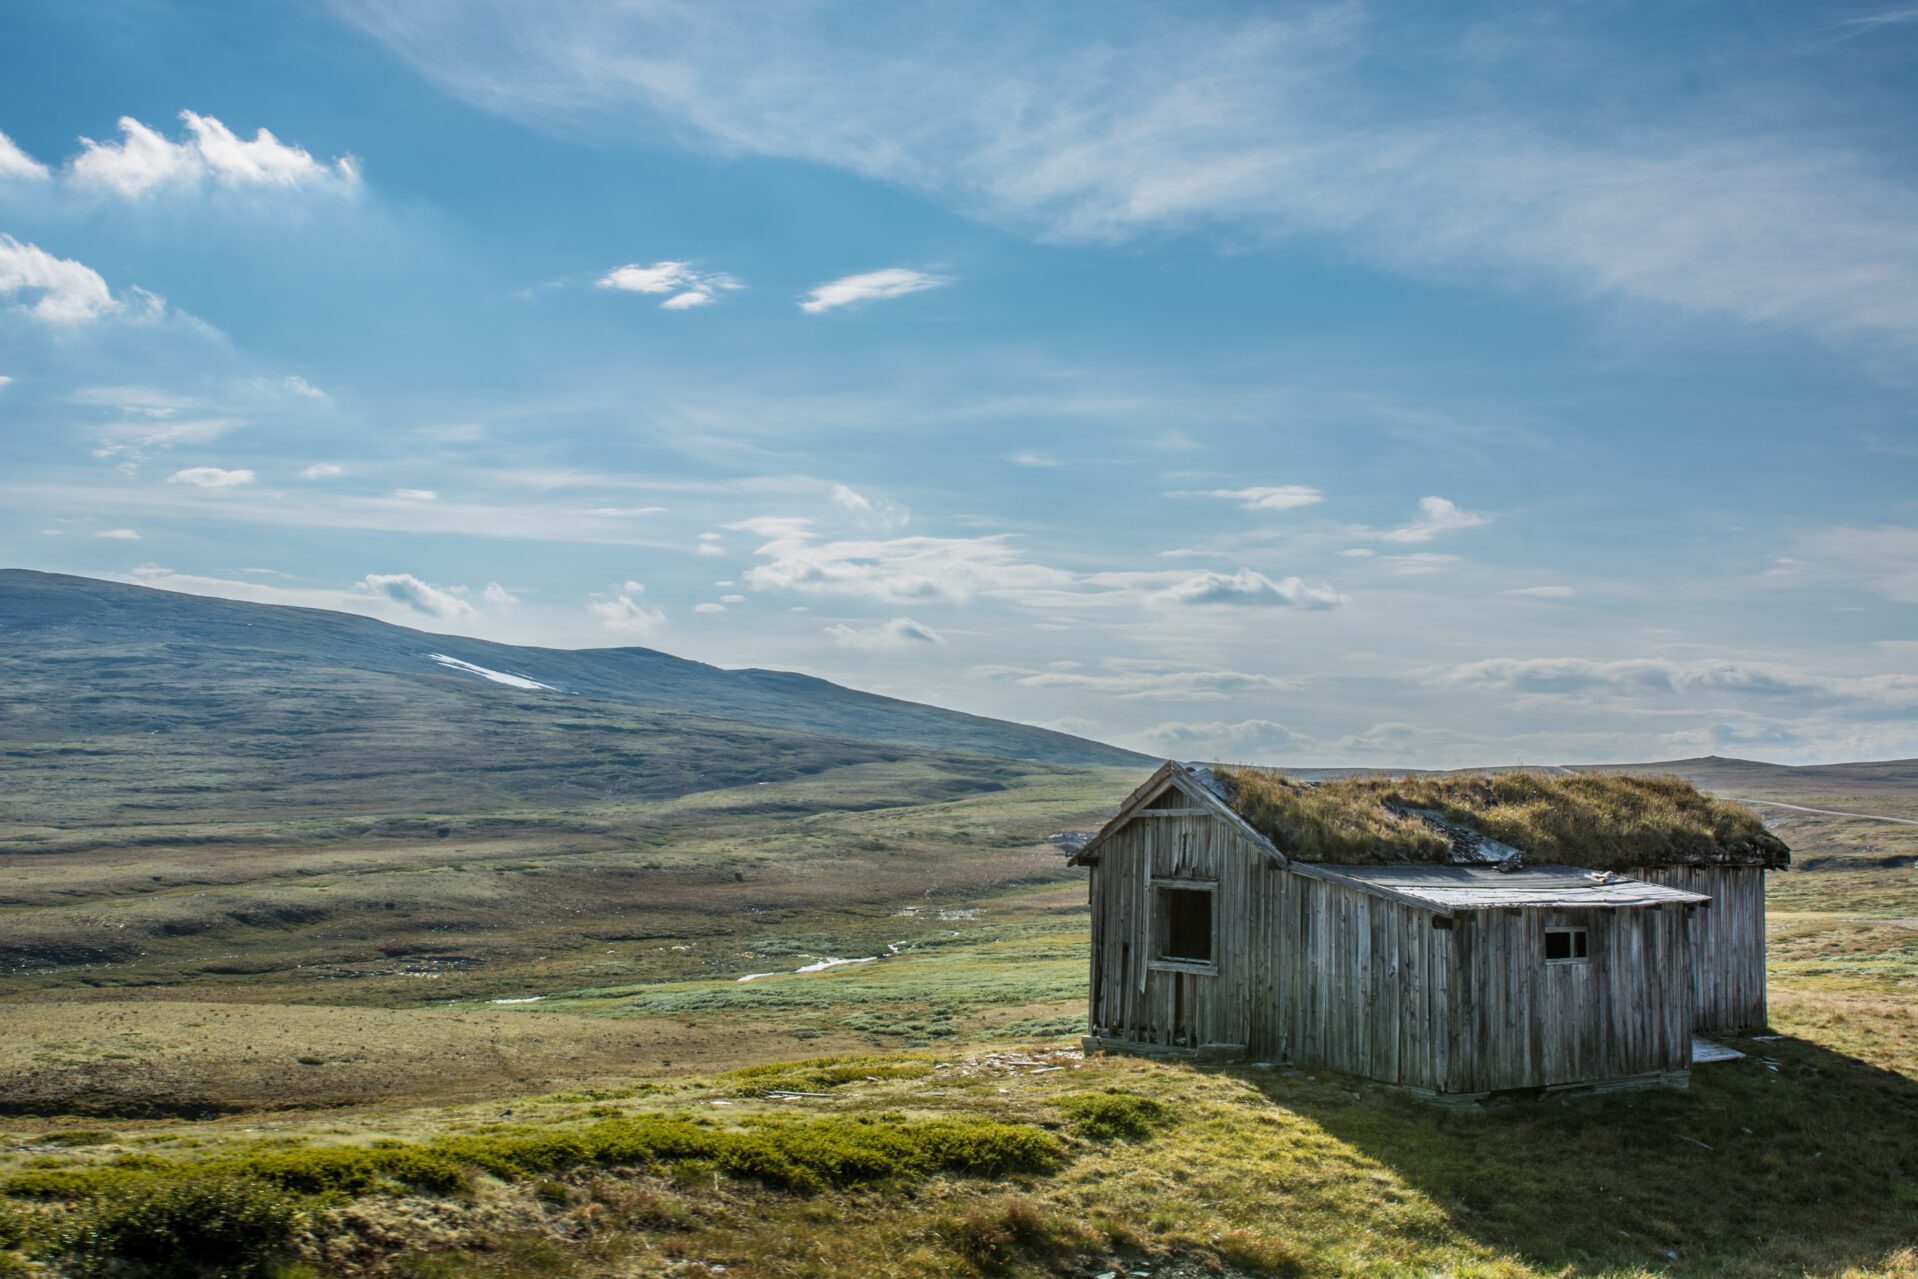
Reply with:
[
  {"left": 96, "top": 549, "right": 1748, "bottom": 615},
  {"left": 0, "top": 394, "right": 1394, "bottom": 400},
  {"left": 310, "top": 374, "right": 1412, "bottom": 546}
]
[{"left": 0, "top": 569, "right": 1147, "bottom": 769}]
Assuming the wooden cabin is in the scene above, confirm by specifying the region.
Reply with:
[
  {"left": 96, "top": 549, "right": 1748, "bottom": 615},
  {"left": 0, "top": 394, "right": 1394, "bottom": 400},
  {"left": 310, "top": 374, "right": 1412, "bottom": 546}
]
[{"left": 1069, "top": 761, "right": 1789, "bottom": 1100}]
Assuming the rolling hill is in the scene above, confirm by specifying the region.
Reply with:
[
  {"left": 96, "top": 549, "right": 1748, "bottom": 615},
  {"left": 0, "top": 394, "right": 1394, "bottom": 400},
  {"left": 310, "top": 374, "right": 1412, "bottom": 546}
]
[{"left": 0, "top": 569, "right": 1145, "bottom": 772}]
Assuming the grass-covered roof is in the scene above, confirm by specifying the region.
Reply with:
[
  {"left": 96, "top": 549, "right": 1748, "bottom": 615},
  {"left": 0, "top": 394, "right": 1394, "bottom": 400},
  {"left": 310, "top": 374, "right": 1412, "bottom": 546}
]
[{"left": 1209, "top": 767, "right": 1790, "bottom": 870}]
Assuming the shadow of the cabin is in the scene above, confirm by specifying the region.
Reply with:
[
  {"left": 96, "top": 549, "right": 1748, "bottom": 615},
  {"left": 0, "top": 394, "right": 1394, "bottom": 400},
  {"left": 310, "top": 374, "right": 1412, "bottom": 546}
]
[{"left": 1234, "top": 1034, "right": 1918, "bottom": 1276}]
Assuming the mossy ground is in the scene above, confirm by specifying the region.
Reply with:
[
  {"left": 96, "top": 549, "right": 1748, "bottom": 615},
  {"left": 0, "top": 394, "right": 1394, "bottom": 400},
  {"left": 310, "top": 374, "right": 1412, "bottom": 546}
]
[
  {"left": 4, "top": 1022, "right": 1913, "bottom": 1278},
  {"left": 3, "top": 764, "right": 1915, "bottom": 1277},
  {"left": 1212, "top": 767, "right": 1782, "bottom": 868}
]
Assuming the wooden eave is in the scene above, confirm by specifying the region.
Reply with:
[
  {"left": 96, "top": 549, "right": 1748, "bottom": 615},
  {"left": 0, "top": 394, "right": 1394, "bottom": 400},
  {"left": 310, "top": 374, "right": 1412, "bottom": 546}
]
[{"left": 1069, "top": 761, "right": 1284, "bottom": 866}]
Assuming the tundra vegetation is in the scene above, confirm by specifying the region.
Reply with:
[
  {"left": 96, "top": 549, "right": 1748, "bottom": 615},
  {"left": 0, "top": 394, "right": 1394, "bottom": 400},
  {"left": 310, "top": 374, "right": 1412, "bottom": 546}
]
[
  {"left": 1, "top": 581, "right": 1914, "bottom": 1276},
  {"left": 1211, "top": 767, "right": 1789, "bottom": 868},
  {"left": 3, "top": 756, "right": 1914, "bottom": 1277}
]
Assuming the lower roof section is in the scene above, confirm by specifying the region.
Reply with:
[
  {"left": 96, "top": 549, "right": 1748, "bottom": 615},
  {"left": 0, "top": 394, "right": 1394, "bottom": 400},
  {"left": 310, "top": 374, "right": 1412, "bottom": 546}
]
[{"left": 1303, "top": 862, "right": 1714, "bottom": 912}]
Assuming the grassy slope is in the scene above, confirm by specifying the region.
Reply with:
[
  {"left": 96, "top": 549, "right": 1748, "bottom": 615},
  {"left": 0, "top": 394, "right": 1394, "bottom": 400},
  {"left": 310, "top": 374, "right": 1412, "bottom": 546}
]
[
  {"left": 2, "top": 1000, "right": 1912, "bottom": 1278},
  {"left": 0, "top": 570, "right": 1148, "bottom": 769},
  {"left": 1, "top": 574, "right": 1913, "bottom": 1277},
  {"left": 4, "top": 776, "right": 1915, "bottom": 1276}
]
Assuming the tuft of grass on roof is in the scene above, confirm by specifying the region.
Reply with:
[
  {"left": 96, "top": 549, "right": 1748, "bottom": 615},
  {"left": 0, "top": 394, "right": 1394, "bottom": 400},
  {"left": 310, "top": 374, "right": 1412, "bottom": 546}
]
[
  {"left": 1212, "top": 767, "right": 1788, "bottom": 869},
  {"left": 1212, "top": 769, "right": 1450, "bottom": 864}
]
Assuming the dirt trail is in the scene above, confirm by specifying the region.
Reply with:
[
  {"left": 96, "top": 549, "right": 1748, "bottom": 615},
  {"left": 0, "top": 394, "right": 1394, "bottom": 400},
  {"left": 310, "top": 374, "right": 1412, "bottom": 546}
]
[{"left": 1729, "top": 798, "right": 1918, "bottom": 827}]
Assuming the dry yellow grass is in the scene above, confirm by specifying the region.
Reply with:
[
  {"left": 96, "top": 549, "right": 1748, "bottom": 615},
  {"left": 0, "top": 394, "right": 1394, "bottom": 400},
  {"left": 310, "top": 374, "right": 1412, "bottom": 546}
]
[{"left": 1214, "top": 767, "right": 1787, "bottom": 868}]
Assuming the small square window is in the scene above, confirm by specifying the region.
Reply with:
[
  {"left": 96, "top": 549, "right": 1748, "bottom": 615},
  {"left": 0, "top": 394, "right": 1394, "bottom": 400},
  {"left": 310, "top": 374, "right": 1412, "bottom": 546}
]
[
  {"left": 1545, "top": 928, "right": 1589, "bottom": 963},
  {"left": 1155, "top": 886, "right": 1214, "bottom": 964}
]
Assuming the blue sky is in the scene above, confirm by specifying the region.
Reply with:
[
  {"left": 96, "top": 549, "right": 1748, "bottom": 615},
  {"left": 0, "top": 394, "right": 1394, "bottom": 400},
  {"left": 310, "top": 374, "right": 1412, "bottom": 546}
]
[{"left": 2, "top": 0, "right": 1914, "bottom": 766}]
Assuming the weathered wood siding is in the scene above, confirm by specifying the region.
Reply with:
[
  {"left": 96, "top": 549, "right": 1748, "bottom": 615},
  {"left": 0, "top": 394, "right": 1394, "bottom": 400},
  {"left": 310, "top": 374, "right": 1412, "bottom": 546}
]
[
  {"left": 1086, "top": 797, "right": 1448, "bottom": 1090},
  {"left": 1444, "top": 906, "right": 1693, "bottom": 1093},
  {"left": 1087, "top": 801, "right": 1258, "bottom": 1052},
  {"left": 1087, "top": 800, "right": 1707, "bottom": 1093},
  {"left": 1634, "top": 865, "right": 1768, "bottom": 1031},
  {"left": 1251, "top": 871, "right": 1450, "bottom": 1091}
]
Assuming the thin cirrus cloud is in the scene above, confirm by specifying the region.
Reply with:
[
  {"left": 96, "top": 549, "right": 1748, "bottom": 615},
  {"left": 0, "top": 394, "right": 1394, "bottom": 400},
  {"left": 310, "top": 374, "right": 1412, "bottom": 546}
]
[
  {"left": 596, "top": 260, "right": 741, "bottom": 309},
  {"left": 733, "top": 517, "right": 1347, "bottom": 614},
  {"left": 1139, "top": 718, "right": 1308, "bottom": 754},
  {"left": 1438, "top": 656, "right": 1918, "bottom": 709},
  {"left": 336, "top": 2, "right": 1918, "bottom": 358},
  {"left": 1153, "top": 569, "right": 1346, "bottom": 609},
  {"left": 1196, "top": 485, "right": 1323, "bottom": 512},
  {"left": 166, "top": 466, "right": 255, "bottom": 489},
  {"left": 824, "top": 616, "right": 944, "bottom": 650},
  {"left": 799, "top": 268, "right": 944, "bottom": 314},
  {"left": 66, "top": 111, "right": 360, "bottom": 198},
  {"left": 972, "top": 662, "right": 1293, "bottom": 702},
  {"left": 1374, "top": 495, "right": 1488, "bottom": 544}
]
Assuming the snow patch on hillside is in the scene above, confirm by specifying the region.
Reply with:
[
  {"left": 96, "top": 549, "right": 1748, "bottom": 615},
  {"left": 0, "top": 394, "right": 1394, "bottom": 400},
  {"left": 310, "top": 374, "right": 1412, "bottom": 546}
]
[{"left": 428, "top": 652, "right": 554, "bottom": 691}]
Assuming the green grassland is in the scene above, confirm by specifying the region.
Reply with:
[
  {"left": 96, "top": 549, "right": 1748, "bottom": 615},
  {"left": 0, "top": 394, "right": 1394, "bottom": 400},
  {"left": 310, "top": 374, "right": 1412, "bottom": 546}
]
[
  {"left": 2, "top": 574, "right": 1915, "bottom": 1279},
  {"left": 4, "top": 763, "right": 1917, "bottom": 1277}
]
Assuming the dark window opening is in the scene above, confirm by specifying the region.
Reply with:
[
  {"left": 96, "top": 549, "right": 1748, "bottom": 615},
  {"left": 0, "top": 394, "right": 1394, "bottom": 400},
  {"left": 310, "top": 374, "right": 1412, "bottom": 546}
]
[
  {"left": 1157, "top": 887, "right": 1213, "bottom": 963},
  {"left": 1545, "top": 928, "right": 1589, "bottom": 963}
]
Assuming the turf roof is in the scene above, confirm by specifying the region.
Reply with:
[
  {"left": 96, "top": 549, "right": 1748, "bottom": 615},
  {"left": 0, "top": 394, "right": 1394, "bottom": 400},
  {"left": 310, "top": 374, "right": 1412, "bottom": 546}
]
[{"left": 1209, "top": 767, "right": 1790, "bottom": 871}]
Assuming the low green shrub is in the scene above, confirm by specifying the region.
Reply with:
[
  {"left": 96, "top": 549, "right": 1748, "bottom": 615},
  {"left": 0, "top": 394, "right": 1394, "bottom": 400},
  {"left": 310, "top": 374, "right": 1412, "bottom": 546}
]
[
  {"left": 38, "top": 1130, "right": 117, "bottom": 1148},
  {"left": 427, "top": 1113, "right": 1060, "bottom": 1191},
  {"left": 0, "top": 1200, "right": 27, "bottom": 1248},
  {"left": 4, "top": 1168, "right": 145, "bottom": 1200},
  {"left": 5, "top": 1114, "right": 1064, "bottom": 1213},
  {"left": 938, "top": 1199, "right": 1078, "bottom": 1277},
  {"left": 726, "top": 1055, "right": 935, "bottom": 1095},
  {"left": 57, "top": 1175, "right": 299, "bottom": 1279},
  {"left": 226, "top": 1146, "right": 470, "bottom": 1197},
  {"left": 1056, "top": 1091, "right": 1176, "bottom": 1140}
]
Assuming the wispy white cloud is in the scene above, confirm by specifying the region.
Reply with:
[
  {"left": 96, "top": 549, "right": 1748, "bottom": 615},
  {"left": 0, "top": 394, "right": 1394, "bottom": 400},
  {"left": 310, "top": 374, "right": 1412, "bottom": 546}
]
[
  {"left": 973, "top": 662, "right": 1294, "bottom": 701},
  {"left": 167, "top": 466, "right": 255, "bottom": 489},
  {"left": 358, "top": 571, "right": 476, "bottom": 620},
  {"left": 303, "top": 462, "right": 346, "bottom": 479},
  {"left": 799, "top": 268, "right": 944, "bottom": 314},
  {"left": 0, "top": 129, "right": 49, "bottom": 180},
  {"left": 68, "top": 111, "right": 360, "bottom": 198},
  {"left": 1440, "top": 655, "right": 1918, "bottom": 709},
  {"left": 597, "top": 260, "right": 741, "bottom": 309},
  {"left": 1136, "top": 718, "right": 1307, "bottom": 758},
  {"left": 1790, "top": 525, "right": 1918, "bottom": 604},
  {"left": 824, "top": 616, "right": 945, "bottom": 650},
  {"left": 339, "top": 2, "right": 1918, "bottom": 358},
  {"left": 1153, "top": 569, "right": 1345, "bottom": 609},
  {"left": 735, "top": 514, "right": 1349, "bottom": 617},
  {"left": 395, "top": 488, "right": 439, "bottom": 501},
  {"left": 95, "top": 528, "right": 142, "bottom": 540},
  {"left": 0, "top": 234, "right": 118, "bottom": 324},
  {"left": 1195, "top": 485, "right": 1323, "bottom": 512},
  {"left": 738, "top": 521, "right": 1070, "bottom": 605},
  {"left": 1502, "top": 584, "right": 1575, "bottom": 599},
  {"left": 1375, "top": 495, "right": 1488, "bottom": 544},
  {"left": 830, "top": 482, "right": 909, "bottom": 531},
  {"left": 482, "top": 582, "right": 520, "bottom": 605},
  {"left": 589, "top": 581, "right": 665, "bottom": 634},
  {"left": 1378, "top": 552, "right": 1459, "bottom": 575}
]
